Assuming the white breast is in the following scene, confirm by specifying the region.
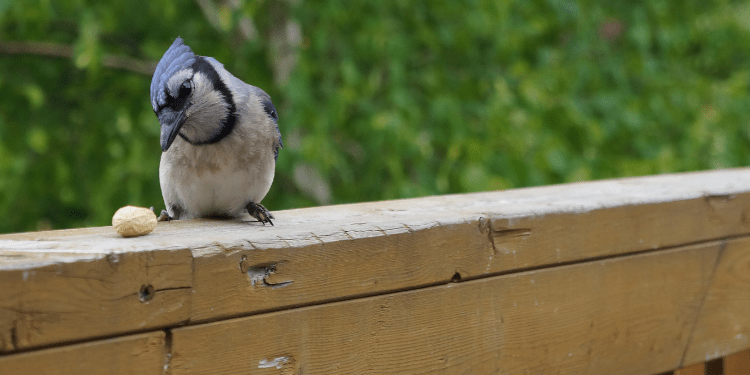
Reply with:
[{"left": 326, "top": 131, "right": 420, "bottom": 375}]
[{"left": 159, "top": 126, "right": 275, "bottom": 219}]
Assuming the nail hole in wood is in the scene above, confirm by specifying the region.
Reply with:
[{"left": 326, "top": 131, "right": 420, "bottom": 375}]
[
  {"left": 139, "top": 284, "right": 155, "bottom": 303},
  {"left": 451, "top": 272, "right": 462, "bottom": 283}
]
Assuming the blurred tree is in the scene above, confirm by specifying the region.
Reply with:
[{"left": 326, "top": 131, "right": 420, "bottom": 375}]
[{"left": 1, "top": 0, "right": 749, "bottom": 233}]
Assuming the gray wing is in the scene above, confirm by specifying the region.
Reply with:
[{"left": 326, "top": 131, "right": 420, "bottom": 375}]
[{"left": 252, "top": 86, "right": 283, "bottom": 161}]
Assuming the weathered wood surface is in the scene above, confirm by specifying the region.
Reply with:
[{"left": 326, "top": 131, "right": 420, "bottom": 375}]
[
  {"left": 1, "top": 168, "right": 750, "bottom": 360},
  {"left": 169, "top": 242, "right": 721, "bottom": 375},
  {"left": 0, "top": 331, "right": 166, "bottom": 375},
  {"left": 674, "top": 363, "right": 705, "bottom": 375},
  {"left": 683, "top": 237, "right": 750, "bottom": 366},
  {"left": 724, "top": 350, "right": 750, "bottom": 375},
  {"left": 0, "top": 247, "right": 191, "bottom": 352}
]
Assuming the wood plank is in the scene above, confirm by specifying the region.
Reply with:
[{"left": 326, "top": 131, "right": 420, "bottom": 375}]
[
  {"left": 675, "top": 363, "right": 705, "bottom": 375},
  {"left": 189, "top": 220, "right": 493, "bottom": 322},
  {"left": 0, "top": 331, "right": 167, "bottom": 375},
  {"left": 683, "top": 237, "right": 750, "bottom": 365},
  {"left": 186, "top": 170, "right": 750, "bottom": 323},
  {"left": 484, "top": 194, "right": 750, "bottom": 272},
  {"left": 170, "top": 242, "right": 721, "bottom": 375},
  {"left": 724, "top": 350, "right": 750, "bottom": 375},
  {"left": 0, "top": 247, "right": 191, "bottom": 352},
  {"left": 3, "top": 169, "right": 750, "bottom": 348}
]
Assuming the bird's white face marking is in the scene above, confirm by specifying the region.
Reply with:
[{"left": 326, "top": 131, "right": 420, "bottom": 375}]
[
  {"left": 165, "top": 69, "right": 194, "bottom": 99},
  {"left": 162, "top": 70, "right": 231, "bottom": 145},
  {"left": 180, "top": 72, "right": 230, "bottom": 142}
]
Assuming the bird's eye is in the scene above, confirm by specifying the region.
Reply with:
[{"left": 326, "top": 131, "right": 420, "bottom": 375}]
[{"left": 179, "top": 81, "right": 192, "bottom": 98}]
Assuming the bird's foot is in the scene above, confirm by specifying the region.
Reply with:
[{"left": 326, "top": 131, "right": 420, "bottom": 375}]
[
  {"left": 157, "top": 210, "right": 173, "bottom": 222},
  {"left": 246, "top": 202, "right": 274, "bottom": 226}
]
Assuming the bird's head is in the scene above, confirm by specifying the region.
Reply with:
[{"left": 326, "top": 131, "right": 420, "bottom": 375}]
[{"left": 150, "top": 38, "right": 236, "bottom": 152}]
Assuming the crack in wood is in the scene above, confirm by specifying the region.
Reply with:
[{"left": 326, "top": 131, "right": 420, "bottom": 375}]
[
  {"left": 478, "top": 218, "right": 532, "bottom": 246},
  {"left": 156, "top": 286, "right": 193, "bottom": 293},
  {"left": 340, "top": 229, "right": 355, "bottom": 240},
  {"left": 478, "top": 217, "right": 497, "bottom": 255},
  {"left": 277, "top": 236, "right": 292, "bottom": 248},
  {"left": 106, "top": 286, "right": 192, "bottom": 303},
  {"left": 212, "top": 242, "right": 230, "bottom": 253},
  {"left": 310, "top": 232, "right": 325, "bottom": 245},
  {"left": 402, "top": 223, "right": 415, "bottom": 234},
  {"left": 492, "top": 228, "right": 532, "bottom": 241},
  {"left": 163, "top": 329, "right": 173, "bottom": 375},
  {"left": 10, "top": 321, "right": 18, "bottom": 351},
  {"left": 678, "top": 240, "right": 727, "bottom": 367},
  {"left": 240, "top": 257, "right": 293, "bottom": 289}
]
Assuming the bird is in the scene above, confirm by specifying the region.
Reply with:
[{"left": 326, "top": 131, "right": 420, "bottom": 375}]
[{"left": 150, "top": 37, "right": 282, "bottom": 225}]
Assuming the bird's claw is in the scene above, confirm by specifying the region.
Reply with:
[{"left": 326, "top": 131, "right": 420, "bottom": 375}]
[
  {"left": 157, "top": 210, "right": 173, "bottom": 222},
  {"left": 246, "top": 202, "right": 274, "bottom": 226}
]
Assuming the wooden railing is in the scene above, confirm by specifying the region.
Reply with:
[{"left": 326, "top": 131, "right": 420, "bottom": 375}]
[{"left": 1, "top": 168, "right": 750, "bottom": 374}]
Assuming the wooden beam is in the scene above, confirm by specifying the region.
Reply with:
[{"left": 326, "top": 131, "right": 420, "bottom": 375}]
[
  {"left": 105, "top": 169, "right": 750, "bottom": 327},
  {"left": 169, "top": 242, "right": 721, "bottom": 375},
  {"left": 2, "top": 169, "right": 750, "bottom": 353},
  {"left": 189, "top": 219, "right": 494, "bottom": 323},
  {"left": 0, "top": 248, "right": 191, "bottom": 351},
  {"left": 683, "top": 237, "right": 750, "bottom": 366},
  {"left": 0, "top": 331, "right": 167, "bottom": 375},
  {"left": 675, "top": 363, "right": 705, "bottom": 375},
  {"left": 483, "top": 194, "right": 749, "bottom": 272},
  {"left": 724, "top": 350, "right": 750, "bottom": 375}
]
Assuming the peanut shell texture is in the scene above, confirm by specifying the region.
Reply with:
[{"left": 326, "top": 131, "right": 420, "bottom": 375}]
[{"left": 112, "top": 206, "right": 157, "bottom": 237}]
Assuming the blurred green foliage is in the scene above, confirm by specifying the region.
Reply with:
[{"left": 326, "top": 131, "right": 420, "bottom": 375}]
[{"left": 1, "top": 0, "right": 750, "bottom": 233}]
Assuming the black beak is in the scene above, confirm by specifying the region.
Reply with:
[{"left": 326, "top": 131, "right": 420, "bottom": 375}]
[{"left": 158, "top": 108, "right": 187, "bottom": 152}]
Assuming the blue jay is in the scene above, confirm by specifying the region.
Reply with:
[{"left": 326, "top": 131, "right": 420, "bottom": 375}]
[{"left": 150, "top": 37, "right": 282, "bottom": 225}]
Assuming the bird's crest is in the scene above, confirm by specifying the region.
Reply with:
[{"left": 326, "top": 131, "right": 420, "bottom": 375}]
[{"left": 150, "top": 37, "right": 197, "bottom": 112}]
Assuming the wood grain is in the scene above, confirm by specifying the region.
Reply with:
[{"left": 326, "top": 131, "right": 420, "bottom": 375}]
[
  {"left": 0, "top": 248, "right": 191, "bottom": 352},
  {"left": 724, "top": 350, "right": 750, "bottom": 375},
  {"left": 0, "top": 331, "right": 167, "bottom": 375},
  {"left": 2, "top": 169, "right": 750, "bottom": 353},
  {"left": 675, "top": 363, "right": 705, "bottom": 375},
  {"left": 189, "top": 220, "right": 493, "bottom": 322},
  {"left": 683, "top": 237, "right": 750, "bottom": 366},
  {"left": 186, "top": 170, "right": 750, "bottom": 323},
  {"left": 484, "top": 194, "right": 750, "bottom": 272},
  {"left": 170, "top": 242, "right": 721, "bottom": 375}
]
